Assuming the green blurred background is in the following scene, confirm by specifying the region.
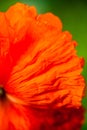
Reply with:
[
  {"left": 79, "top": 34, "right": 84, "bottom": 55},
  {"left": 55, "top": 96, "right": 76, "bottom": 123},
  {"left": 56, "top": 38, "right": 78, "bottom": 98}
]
[{"left": 0, "top": 0, "right": 87, "bottom": 129}]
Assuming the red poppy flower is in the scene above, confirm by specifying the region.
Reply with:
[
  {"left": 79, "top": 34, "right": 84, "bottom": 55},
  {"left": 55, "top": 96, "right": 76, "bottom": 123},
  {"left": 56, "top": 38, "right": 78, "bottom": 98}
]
[{"left": 0, "top": 2, "right": 85, "bottom": 130}]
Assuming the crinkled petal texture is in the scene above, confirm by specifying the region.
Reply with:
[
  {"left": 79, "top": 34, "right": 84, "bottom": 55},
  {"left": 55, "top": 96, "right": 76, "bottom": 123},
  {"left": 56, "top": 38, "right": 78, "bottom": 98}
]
[{"left": 0, "top": 2, "right": 85, "bottom": 130}]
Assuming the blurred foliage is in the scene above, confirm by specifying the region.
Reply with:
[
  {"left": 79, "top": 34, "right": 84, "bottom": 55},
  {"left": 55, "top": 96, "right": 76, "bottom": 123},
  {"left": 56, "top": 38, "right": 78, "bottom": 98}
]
[{"left": 0, "top": 0, "right": 87, "bottom": 129}]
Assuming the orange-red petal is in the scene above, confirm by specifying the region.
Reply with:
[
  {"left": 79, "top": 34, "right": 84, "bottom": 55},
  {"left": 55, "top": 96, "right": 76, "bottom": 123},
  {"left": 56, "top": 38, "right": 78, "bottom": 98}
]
[{"left": 0, "top": 2, "right": 85, "bottom": 130}]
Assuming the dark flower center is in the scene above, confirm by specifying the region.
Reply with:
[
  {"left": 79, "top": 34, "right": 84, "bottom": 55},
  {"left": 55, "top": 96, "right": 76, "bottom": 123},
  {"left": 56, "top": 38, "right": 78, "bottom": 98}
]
[{"left": 0, "top": 86, "right": 6, "bottom": 99}]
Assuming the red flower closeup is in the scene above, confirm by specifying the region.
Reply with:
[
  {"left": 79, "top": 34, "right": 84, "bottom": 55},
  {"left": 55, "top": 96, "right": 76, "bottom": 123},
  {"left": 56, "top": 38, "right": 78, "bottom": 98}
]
[{"left": 0, "top": 3, "right": 85, "bottom": 130}]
